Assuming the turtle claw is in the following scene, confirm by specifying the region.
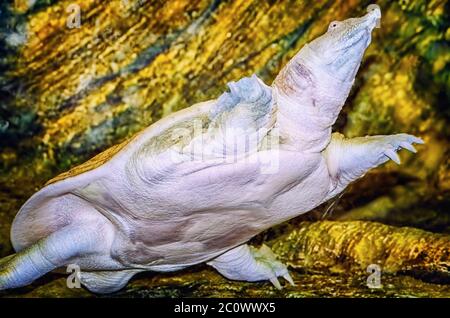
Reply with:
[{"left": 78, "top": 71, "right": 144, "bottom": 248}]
[
  {"left": 411, "top": 136, "right": 425, "bottom": 144},
  {"left": 269, "top": 277, "right": 282, "bottom": 290},
  {"left": 283, "top": 273, "right": 296, "bottom": 286},
  {"left": 249, "top": 244, "right": 295, "bottom": 290},
  {"left": 385, "top": 148, "right": 401, "bottom": 164},
  {"left": 378, "top": 134, "right": 424, "bottom": 165},
  {"left": 268, "top": 272, "right": 295, "bottom": 289},
  {"left": 400, "top": 142, "right": 417, "bottom": 153}
]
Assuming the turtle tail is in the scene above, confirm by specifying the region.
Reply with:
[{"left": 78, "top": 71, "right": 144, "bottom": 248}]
[{"left": 0, "top": 246, "right": 54, "bottom": 291}]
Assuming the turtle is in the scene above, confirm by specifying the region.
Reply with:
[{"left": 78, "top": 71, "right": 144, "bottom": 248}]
[{"left": 0, "top": 4, "right": 423, "bottom": 293}]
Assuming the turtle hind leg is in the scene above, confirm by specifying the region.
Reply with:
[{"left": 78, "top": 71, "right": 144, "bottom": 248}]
[
  {"left": 0, "top": 221, "right": 114, "bottom": 291},
  {"left": 207, "top": 244, "right": 295, "bottom": 290},
  {"left": 80, "top": 270, "right": 141, "bottom": 294}
]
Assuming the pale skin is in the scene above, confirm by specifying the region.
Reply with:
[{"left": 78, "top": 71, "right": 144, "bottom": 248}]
[{"left": 0, "top": 5, "right": 423, "bottom": 293}]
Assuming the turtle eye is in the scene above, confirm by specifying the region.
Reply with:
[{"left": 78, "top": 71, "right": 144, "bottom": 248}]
[{"left": 328, "top": 21, "right": 340, "bottom": 31}]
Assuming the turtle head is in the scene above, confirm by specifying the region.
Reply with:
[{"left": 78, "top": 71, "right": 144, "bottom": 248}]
[
  {"left": 304, "top": 4, "right": 381, "bottom": 82},
  {"left": 273, "top": 4, "right": 381, "bottom": 137}
]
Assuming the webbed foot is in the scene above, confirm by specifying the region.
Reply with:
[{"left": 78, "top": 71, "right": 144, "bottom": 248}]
[
  {"left": 207, "top": 244, "right": 295, "bottom": 290},
  {"left": 375, "top": 133, "right": 424, "bottom": 164}
]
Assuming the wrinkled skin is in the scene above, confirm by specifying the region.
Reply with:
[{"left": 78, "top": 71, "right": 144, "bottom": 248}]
[{"left": 0, "top": 5, "right": 423, "bottom": 293}]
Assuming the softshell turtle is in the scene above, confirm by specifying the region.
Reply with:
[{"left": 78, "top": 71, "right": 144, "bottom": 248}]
[{"left": 0, "top": 5, "right": 423, "bottom": 293}]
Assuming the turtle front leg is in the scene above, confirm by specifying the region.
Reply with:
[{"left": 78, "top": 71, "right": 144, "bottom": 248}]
[
  {"left": 207, "top": 244, "right": 295, "bottom": 289},
  {"left": 323, "top": 132, "right": 424, "bottom": 200}
]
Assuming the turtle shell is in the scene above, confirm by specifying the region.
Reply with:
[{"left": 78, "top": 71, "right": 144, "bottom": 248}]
[
  {"left": 45, "top": 135, "right": 135, "bottom": 186},
  {"left": 11, "top": 101, "right": 213, "bottom": 251},
  {"left": 12, "top": 74, "right": 276, "bottom": 253}
]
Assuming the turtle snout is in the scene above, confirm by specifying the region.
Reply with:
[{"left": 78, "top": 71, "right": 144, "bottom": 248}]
[
  {"left": 367, "top": 4, "right": 381, "bottom": 19},
  {"left": 365, "top": 4, "right": 381, "bottom": 28}
]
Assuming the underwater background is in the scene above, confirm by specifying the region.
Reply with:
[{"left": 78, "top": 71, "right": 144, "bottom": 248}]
[{"left": 0, "top": 0, "right": 448, "bottom": 297}]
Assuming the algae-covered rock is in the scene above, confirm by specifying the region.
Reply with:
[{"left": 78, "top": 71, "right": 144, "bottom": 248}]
[
  {"left": 6, "top": 270, "right": 450, "bottom": 298},
  {"left": 270, "top": 221, "right": 450, "bottom": 283},
  {"left": 0, "top": 0, "right": 448, "bottom": 297}
]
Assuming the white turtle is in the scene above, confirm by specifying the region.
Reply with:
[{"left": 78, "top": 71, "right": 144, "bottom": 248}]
[{"left": 0, "top": 5, "right": 423, "bottom": 293}]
